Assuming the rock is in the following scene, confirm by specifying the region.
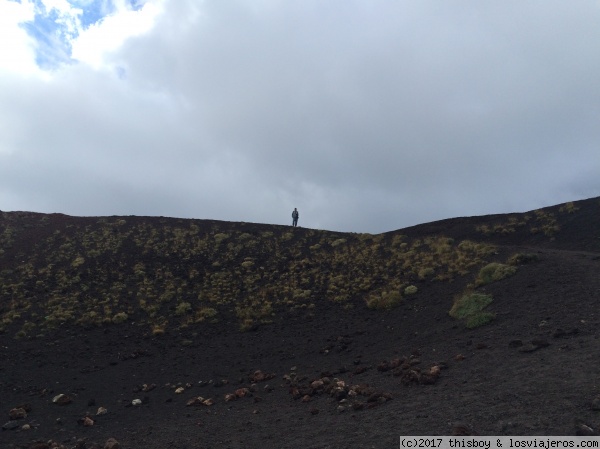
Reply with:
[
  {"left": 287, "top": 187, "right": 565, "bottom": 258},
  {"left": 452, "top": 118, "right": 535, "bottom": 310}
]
[
  {"left": 142, "top": 383, "right": 156, "bottom": 392},
  {"left": 235, "top": 388, "right": 250, "bottom": 398},
  {"left": 2, "top": 420, "right": 20, "bottom": 430},
  {"left": 250, "top": 370, "right": 275, "bottom": 383},
  {"left": 82, "top": 416, "right": 95, "bottom": 426},
  {"left": 9, "top": 407, "right": 27, "bottom": 420},
  {"left": 351, "top": 401, "right": 364, "bottom": 411},
  {"left": 575, "top": 420, "right": 597, "bottom": 436},
  {"left": 186, "top": 396, "right": 205, "bottom": 406},
  {"left": 104, "top": 438, "right": 121, "bottom": 449},
  {"left": 52, "top": 394, "right": 73, "bottom": 405},
  {"left": 131, "top": 399, "right": 142, "bottom": 406},
  {"left": 224, "top": 393, "right": 237, "bottom": 402},
  {"left": 202, "top": 398, "right": 214, "bottom": 406},
  {"left": 377, "top": 361, "right": 391, "bottom": 372},
  {"left": 310, "top": 380, "right": 324, "bottom": 390},
  {"left": 175, "top": 387, "right": 185, "bottom": 394},
  {"left": 97, "top": 407, "right": 108, "bottom": 415},
  {"left": 21, "top": 423, "right": 31, "bottom": 430}
]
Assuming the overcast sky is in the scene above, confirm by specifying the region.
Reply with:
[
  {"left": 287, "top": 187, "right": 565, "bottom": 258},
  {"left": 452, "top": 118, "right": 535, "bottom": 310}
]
[{"left": 1, "top": 0, "right": 599, "bottom": 233}]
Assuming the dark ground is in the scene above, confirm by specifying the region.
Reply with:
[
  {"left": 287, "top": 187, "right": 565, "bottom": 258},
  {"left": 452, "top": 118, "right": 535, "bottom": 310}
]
[{"left": 2, "top": 198, "right": 600, "bottom": 449}]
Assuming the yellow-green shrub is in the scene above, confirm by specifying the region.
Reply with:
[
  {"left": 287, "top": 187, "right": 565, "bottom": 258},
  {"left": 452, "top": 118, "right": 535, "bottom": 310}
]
[{"left": 476, "top": 263, "right": 516, "bottom": 286}]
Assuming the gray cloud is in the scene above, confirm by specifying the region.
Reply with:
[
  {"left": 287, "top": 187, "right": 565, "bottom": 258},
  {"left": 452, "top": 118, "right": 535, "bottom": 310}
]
[{"left": 1, "top": 0, "right": 599, "bottom": 233}]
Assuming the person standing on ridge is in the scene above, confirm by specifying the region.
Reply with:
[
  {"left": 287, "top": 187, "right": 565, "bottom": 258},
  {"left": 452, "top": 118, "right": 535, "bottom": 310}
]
[{"left": 292, "top": 208, "right": 299, "bottom": 227}]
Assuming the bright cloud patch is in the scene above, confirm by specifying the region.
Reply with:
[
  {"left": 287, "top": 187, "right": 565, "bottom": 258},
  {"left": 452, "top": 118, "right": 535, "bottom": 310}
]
[{"left": 4, "top": 0, "right": 160, "bottom": 70}]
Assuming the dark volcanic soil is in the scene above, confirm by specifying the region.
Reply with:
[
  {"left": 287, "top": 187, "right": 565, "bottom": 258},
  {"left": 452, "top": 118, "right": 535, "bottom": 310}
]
[{"left": 2, "top": 199, "right": 600, "bottom": 449}]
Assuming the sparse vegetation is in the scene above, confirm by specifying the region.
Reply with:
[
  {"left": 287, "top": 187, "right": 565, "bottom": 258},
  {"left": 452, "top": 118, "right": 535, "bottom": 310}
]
[
  {"left": 449, "top": 292, "right": 495, "bottom": 329},
  {"left": 0, "top": 200, "right": 582, "bottom": 336},
  {"left": 366, "top": 291, "right": 402, "bottom": 310},
  {"left": 476, "top": 263, "right": 517, "bottom": 286},
  {"left": 404, "top": 285, "right": 418, "bottom": 296},
  {"left": 508, "top": 253, "right": 539, "bottom": 266}
]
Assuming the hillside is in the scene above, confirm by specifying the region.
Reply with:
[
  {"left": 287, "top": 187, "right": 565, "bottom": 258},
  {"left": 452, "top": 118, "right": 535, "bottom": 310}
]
[{"left": 1, "top": 197, "right": 600, "bottom": 449}]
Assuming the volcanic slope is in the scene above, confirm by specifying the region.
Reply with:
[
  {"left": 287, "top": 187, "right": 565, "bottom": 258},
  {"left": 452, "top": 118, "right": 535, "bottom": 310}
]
[{"left": 1, "top": 197, "right": 600, "bottom": 449}]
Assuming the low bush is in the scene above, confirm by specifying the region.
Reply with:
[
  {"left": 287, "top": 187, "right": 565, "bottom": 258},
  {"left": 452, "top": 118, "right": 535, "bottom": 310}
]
[
  {"left": 404, "top": 285, "right": 418, "bottom": 295},
  {"left": 465, "top": 311, "right": 496, "bottom": 329},
  {"left": 449, "top": 292, "right": 493, "bottom": 319},
  {"left": 508, "top": 253, "right": 539, "bottom": 266},
  {"left": 476, "top": 263, "right": 516, "bottom": 286},
  {"left": 112, "top": 312, "right": 128, "bottom": 324},
  {"left": 366, "top": 291, "right": 402, "bottom": 310},
  {"left": 449, "top": 292, "right": 495, "bottom": 329}
]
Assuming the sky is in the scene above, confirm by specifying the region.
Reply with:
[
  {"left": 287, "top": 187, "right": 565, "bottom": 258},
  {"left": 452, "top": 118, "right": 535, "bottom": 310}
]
[{"left": 1, "top": 0, "right": 599, "bottom": 233}]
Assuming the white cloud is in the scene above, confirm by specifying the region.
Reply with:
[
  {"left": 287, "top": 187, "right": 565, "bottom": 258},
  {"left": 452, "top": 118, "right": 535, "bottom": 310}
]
[
  {"left": 0, "top": 0, "right": 599, "bottom": 232},
  {"left": 71, "top": 0, "right": 165, "bottom": 68},
  {"left": 0, "top": 0, "right": 39, "bottom": 75}
]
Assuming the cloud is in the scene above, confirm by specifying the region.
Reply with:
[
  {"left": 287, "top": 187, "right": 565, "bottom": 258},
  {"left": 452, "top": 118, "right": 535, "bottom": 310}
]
[{"left": 0, "top": 0, "right": 599, "bottom": 232}]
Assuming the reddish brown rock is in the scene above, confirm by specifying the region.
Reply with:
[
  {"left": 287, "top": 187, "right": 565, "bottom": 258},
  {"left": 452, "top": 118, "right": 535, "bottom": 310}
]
[
  {"left": 52, "top": 394, "right": 73, "bottom": 405},
  {"left": 9, "top": 407, "right": 27, "bottom": 420},
  {"left": 104, "top": 438, "right": 121, "bottom": 449}
]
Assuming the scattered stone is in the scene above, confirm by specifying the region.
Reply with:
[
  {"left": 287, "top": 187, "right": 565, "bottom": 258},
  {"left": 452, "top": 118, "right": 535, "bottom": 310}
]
[
  {"left": 21, "top": 423, "right": 31, "bottom": 430},
  {"left": 519, "top": 340, "right": 550, "bottom": 353},
  {"left": 2, "top": 420, "right": 20, "bottom": 430},
  {"left": 235, "top": 387, "right": 250, "bottom": 398},
  {"left": 104, "top": 437, "right": 121, "bottom": 449},
  {"left": 78, "top": 416, "right": 94, "bottom": 427},
  {"left": 52, "top": 394, "right": 73, "bottom": 405},
  {"left": 131, "top": 399, "right": 142, "bottom": 406},
  {"left": 9, "top": 407, "right": 27, "bottom": 420},
  {"left": 186, "top": 397, "right": 205, "bottom": 406},
  {"left": 250, "top": 370, "right": 275, "bottom": 383},
  {"left": 96, "top": 407, "right": 108, "bottom": 416},
  {"left": 175, "top": 387, "right": 185, "bottom": 394},
  {"left": 310, "top": 380, "right": 324, "bottom": 390},
  {"left": 574, "top": 420, "right": 597, "bottom": 436},
  {"left": 454, "top": 354, "right": 465, "bottom": 361},
  {"left": 202, "top": 398, "right": 215, "bottom": 406},
  {"left": 224, "top": 393, "right": 236, "bottom": 402},
  {"left": 141, "top": 383, "right": 156, "bottom": 392}
]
